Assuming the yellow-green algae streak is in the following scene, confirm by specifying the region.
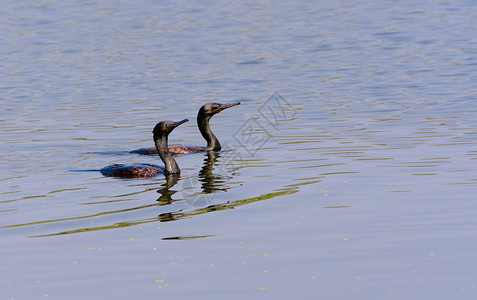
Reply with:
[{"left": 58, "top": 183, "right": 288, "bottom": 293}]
[{"left": 25, "top": 189, "right": 298, "bottom": 238}]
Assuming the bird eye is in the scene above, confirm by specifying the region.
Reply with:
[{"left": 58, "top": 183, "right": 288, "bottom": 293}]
[
  {"left": 166, "top": 124, "right": 170, "bottom": 127},
  {"left": 216, "top": 105, "right": 220, "bottom": 108}
]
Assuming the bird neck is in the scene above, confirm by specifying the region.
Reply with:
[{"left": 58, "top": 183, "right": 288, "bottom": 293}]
[
  {"left": 155, "top": 135, "right": 180, "bottom": 174},
  {"left": 197, "top": 111, "right": 221, "bottom": 151}
]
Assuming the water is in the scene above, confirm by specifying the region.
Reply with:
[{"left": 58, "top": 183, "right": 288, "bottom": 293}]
[{"left": 1, "top": 0, "right": 477, "bottom": 299}]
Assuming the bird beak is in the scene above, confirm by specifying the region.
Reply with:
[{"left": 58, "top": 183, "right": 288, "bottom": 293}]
[
  {"left": 221, "top": 102, "right": 241, "bottom": 110},
  {"left": 172, "top": 119, "right": 189, "bottom": 128}
]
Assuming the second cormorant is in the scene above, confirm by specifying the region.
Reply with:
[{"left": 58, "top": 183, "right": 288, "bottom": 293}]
[{"left": 130, "top": 102, "right": 240, "bottom": 155}]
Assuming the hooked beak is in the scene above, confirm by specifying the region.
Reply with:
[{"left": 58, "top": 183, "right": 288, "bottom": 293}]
[
  {"left": 220, "top": 102, "right": 241, "bottom": 111},
  {"left": 172, "top": 119, "right": 189, "bottom": 128}
]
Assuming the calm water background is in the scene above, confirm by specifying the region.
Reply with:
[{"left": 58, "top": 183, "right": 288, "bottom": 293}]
[{"left": 1, "top": 0, "right": 477, "bottom": 299}]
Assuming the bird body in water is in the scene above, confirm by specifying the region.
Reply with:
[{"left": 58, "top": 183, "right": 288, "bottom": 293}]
[
  {"left": 101, "top": 119, "right": 188, "bottom": 178},
  {"left": 130, "top": 102, "right": 240, "bottom": 155}
]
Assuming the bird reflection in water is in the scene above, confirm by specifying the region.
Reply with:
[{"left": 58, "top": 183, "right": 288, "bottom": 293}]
[
  {"left": 198, "top": 151, "right": 230, "bottom": 194},
  {"left": 156, "top": 173, "right": 181, "bottom": 205},
  {"left": 158, "top": 151, "right": 234, "bottom": 221}
]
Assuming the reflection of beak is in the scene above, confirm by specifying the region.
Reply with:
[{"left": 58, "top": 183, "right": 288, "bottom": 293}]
[
  {"left": 172, "top": 119, "right": 189, "bottom": 129},
  {"left": 221, "top": 102, "right": 241, "bottom": 111}
]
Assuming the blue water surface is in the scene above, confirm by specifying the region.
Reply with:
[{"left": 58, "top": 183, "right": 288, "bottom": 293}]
[{"left": 1, "top": 0, "right": 477, "bottom": 299}]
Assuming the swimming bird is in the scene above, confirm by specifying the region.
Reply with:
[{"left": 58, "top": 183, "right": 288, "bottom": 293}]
[
  {"left": 130, "top": 102, "right": 240, "bottom": 155},
  {"left": 101, "top": 119, "right": 188, "bottom": 178}
]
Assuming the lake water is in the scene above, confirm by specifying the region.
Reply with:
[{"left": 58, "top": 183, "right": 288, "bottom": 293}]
[{"left": 1, "top": 0, "right": 477, "bottom": 299}]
